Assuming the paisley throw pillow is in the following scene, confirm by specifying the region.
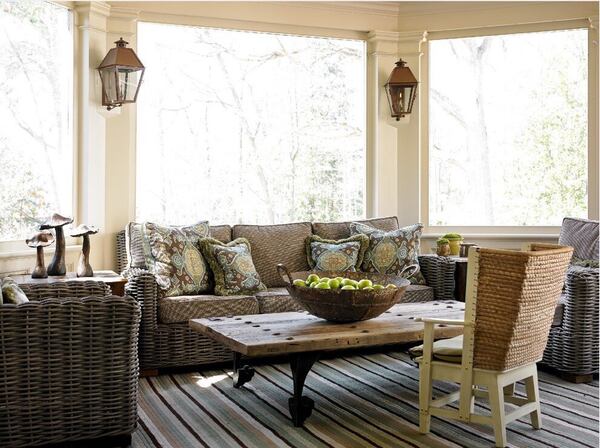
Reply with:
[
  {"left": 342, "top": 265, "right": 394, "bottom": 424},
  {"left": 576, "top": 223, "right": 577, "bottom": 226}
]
[
  {"left": 2, "top": 278, "right": 29, "bottom": 304},
  {"left": 200, "top": 238, "right": 266, "bottom": 296},
  {"left": 141, "top": 221, "right": 211, "bottom": 297},
  {"left": 350, "top": 222, "right": 426, "bottom": 284},
  {"left": 305, "top": 234, "right": 369, "bottom": 272}
]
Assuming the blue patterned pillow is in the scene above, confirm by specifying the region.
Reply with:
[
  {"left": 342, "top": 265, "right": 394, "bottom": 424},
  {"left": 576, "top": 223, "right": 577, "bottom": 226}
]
[{"left": 305, "top": 234, "right": 369, "bottom": 272}]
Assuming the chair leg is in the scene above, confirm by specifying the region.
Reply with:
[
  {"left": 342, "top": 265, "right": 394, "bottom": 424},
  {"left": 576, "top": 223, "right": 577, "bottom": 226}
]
[
  {"left": 418, "top": 365, "right": 432, "bottom": 433},
  {"left": 488, "top": 379, "right": 508, "bottom": 448},
  {"left": 524, "top": 370, "right": 542, "bottom": 429},
  {"left": 503, "top": 383, "right": 515, "bottom": 397}
]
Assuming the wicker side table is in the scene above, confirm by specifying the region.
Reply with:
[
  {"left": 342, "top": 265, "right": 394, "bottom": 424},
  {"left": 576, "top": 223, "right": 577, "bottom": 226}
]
[{"left": 11, "top": 270, "right": 127, "bottom": 296}]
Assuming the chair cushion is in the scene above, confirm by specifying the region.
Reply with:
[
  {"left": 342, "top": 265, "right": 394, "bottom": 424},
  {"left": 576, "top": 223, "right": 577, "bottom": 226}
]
[
  {"left": 159, "top": 294, "right": 259, "bottom": 324},
  {"left": 233, "top": 222, "right": 313, "bottom": 287},
  {"left": 254, "top": 288, "right": 305, "bottom": 313},
  {"left": 1, "top": 278, "right": 28, "bottom": 304},
  {"left": 403, "top": 285, "right": 435, "bottom": 303},
  {"left": 409, "top": 335, "right": 464, "bottom": 363},
  {"left": 141, "top": 221, "right": 211, "bottom": 297},
  {"left": 200, "top": 238, "right": 266, "bottom": 296},
  {"left": 350, "top": 222, "right": 426, "bottom": 285},
  {"left": 125, "top": 223, "right": 233, "bottom": 269},
  {"left": 559, "top": 217, "right": 599, "bottom": 261},
  {"left": 305, "top": 234, "right": 369, "bottom": 272},
  {"left": 312, "top": 216, "right": 399, "bottom": 241}
]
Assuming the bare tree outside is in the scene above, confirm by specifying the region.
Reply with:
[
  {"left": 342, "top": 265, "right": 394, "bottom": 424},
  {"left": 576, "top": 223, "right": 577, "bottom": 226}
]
[
  {"left": 0, "top": 0, "right": 73, "bottom": 241},
  {"left": 136, "top": 22, "right": 366, "bottom": 225},
  {"left": 429, "top": 29, "right": 588, "bottom": 226}
]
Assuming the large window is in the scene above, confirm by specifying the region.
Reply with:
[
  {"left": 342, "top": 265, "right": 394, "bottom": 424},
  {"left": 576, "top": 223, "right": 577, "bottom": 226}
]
[
  {"left": 0, "top": 1, "right": 73, "bottom": 241},
  {"left": 136, "top": 22, "right": 366, "bottom": 225},
  {"left": 429, "top": 28, "right": 588, "bottom": 227}
]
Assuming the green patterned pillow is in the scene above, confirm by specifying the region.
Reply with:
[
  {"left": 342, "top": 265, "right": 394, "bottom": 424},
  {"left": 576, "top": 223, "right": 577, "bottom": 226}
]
[
  {"left": 350, "top": 222, "right": 426, "bottom": 285},
  {"left": 2, "top": 278, "right": 28, "bottom": 304},
  {"left": 305, "top": 235, "right": 369, "bottom": 272},
  {"left": 141, "top": 221, "right": 211, "bottom": 297},
  {"left": 200, "top": 237, "right": 266, "bottom": 296}
]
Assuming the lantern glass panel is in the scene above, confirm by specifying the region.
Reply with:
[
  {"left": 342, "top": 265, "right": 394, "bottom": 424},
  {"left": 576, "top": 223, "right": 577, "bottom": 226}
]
[
  {"left": 117, "top": 67, "right": 141, "bottom": 102},
  {"left": 99, "top": 67, "right": 118, "bottom": 103}
]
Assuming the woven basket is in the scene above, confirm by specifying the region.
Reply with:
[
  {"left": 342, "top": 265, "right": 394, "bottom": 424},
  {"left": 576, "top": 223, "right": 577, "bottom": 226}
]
[{"left": 277, "top": 264, "right": 411, "bottom": 322}]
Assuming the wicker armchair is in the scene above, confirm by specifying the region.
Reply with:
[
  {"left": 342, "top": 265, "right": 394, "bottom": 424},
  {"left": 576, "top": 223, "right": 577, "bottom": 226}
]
[
  {"left": 0, "top": 281, "right": 141, "bottom": 448},
  {"left": 413, "top": 244, "right": 572, "bottom": 447},
  {"left": 542, "top": 217, "right": 599, "bottom": 381}
]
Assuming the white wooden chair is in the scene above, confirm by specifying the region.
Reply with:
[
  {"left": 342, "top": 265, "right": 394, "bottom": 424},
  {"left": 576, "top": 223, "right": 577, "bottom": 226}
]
[{"left": 413, "top": 243, "right": 573, "bottom": 447}]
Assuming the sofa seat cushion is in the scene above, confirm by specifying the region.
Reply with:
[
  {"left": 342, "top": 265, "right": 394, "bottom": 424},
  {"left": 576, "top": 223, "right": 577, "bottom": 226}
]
[
  {"left": 159, "top": 294, "right": 259, "bottom": 324},
  {"left": 409, "top": 335, "right": 463, "bottom": 364},
  {"left": 402, "top": 285, "right": 435, "bottom": 303},
  {"left": 312, "top": 216, "right": 399, "bottom": 241},
  {"left": 254, "top": 288, "right": 304, "bottom": 314},
  {"left": 233, "top": 222, "right": 313, "bottom": 288}
]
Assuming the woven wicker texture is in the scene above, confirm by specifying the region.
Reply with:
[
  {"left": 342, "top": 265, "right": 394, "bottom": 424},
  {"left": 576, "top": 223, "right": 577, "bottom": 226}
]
[
  {"left": 125, "top": 222, "right": 147, "bottom": 269},
  {"left": 255, "top": 288, "right": 305, "bottom": 313},
  {"left": 403, "top": 284, "right": 435, "bottom": 303},
  {"left": 116, "top": 230, "right": 128, "bottom": 274},
  {"left": 232, "top": 222, "right": 313, "bottom": 287},
  {"left": 472, "top": 245, "right": 572, "bottom": 371},
  {"left": 159, "top": 294, "right": 259, "bottom": 324},
  {"left": 418, "top": 255, "right": 456, "bottom": 300},
  {"left": 558, "top": 217, "right": 599, "bottom": 261},
  {"left": 0, "top": 282, "right": 140, "bottom": 448},
  {"left": 312, "top": 216, "right": 399, "bottom": 241},
  {"left": 543, "top": 265, "right": 599, "bottom": 374}
]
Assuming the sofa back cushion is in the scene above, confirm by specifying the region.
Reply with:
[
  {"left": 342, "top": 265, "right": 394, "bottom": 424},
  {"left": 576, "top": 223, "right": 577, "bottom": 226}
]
[
  {"left": 233, "top": 222, "right": 312, "bottom": 287},
  {"left": 559, "top": 217, "right": 599, "bottom": 261},
  {"left": 125, "top": 222, "right": 232, "bottom": 269},
  {"left": 312, "top": 216, "right": 399, "bottom": 240}
]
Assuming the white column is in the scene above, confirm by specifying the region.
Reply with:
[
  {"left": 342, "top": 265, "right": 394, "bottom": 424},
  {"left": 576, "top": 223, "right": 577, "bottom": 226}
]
[
  {"left": 589, "top": 16, "right": 599, "bottom": 220},
  {"left": 74, "top": 1, "right": 110, "bottom": 269}
]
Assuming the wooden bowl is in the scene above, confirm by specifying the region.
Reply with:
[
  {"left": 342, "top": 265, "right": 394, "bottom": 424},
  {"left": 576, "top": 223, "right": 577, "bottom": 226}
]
[{"left": 277, "top": 265, "right": 412, "bottom": 323}]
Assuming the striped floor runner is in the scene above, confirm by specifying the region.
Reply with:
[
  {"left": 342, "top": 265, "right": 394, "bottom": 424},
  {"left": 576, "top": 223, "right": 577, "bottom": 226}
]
[{"left": 134, "top": 351, "right": 599, "bottom": 448}]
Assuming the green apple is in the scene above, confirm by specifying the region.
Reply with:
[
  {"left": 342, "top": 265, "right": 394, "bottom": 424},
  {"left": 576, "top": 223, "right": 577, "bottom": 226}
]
[
  {"left": 306, "top": 274, "right": 320, "bottom": 284},
  {"left": 373, "top": 284, "right": 384, "bottom": 290},
  {"left": 357, "top": 279, "right": 373, "bottom": 289},
  {"left": 335, "top": 276, "right": 344, "bottom": 283},
  {"left": 293, "top": 279, "right": 306, "bottom": 287},
  {"left": 385, "top": 283, "right": 398, "bottom": 289},
  {"left": 342, "top": 279, "right": 359, "bottom": 287},
  {"left": 309, "top": 281, "right": 320, "bottom": 288},
  {"left": 315, "top": 282, "right": 331, "bottom": 289},
  {"left": 328, "top": 278, "right": 341, "bottom": 289},
  {"left": 319, "top": 277, "right": 331, "bottom": 283},
  {"left": 341, "top": 285, "right": 356, "bottom": 290},
  {"left": 362, "top": 286, "right": 374, "bottom": 291}
]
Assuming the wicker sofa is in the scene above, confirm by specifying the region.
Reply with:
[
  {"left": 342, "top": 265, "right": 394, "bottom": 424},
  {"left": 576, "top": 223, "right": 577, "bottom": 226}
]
[
  {"left": 117, "top": 216, "right": 456, "bottom": 370},
  {"left": 542, "top": 217, "right": 599, "bottom": 380},
  {"left": 0, "top": 281, "right": 141, "bottom": 448}
]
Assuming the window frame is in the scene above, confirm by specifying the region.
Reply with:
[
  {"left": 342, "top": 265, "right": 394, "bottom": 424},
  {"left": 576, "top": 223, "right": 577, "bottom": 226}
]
[
  {"left": 133, "top": 20, "right": 369, "bottom": 226},
  {"left": 420, "top": 19, "right": 598, "bottom": 237},
  {"left": 0, "top": 1, "right": 77, "bottom": 251}
]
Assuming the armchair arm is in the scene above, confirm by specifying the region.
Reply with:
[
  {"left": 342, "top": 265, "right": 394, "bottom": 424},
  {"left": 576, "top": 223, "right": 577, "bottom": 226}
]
[
  {"left": 418, "top": 255, "right": 456, "bottom": 300},
  {"left": 561, "top": 265, "right": 599, "bottom": 332},
  {"left": 19, "top": 280, "right": 111, "bottom": 301},
  {"left": 123, "top": 268, "right": 159, "bottom": 331}
]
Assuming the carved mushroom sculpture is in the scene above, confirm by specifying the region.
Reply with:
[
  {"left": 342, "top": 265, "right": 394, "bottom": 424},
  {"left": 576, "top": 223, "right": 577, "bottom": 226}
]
[
  {"left": 70, "top": 224, "right": 99, "bottom": 278},
  {"left": 40, "top": 213, "right": 74, "bottom": 276},
  {"left": 26, "top": 231, "right": 55, "bottom": 279}
]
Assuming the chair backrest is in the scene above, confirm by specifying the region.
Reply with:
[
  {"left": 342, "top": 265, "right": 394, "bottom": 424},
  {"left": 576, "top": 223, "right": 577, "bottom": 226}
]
[{"left": 464, "top": 244, "right": 572, "bottom": 371}]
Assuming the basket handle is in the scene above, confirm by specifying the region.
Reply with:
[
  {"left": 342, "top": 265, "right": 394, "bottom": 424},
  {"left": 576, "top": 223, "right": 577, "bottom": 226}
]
[
  {"left": 276, "top": 264, "right": 294, "bottom": 285},
  {"left": 400, "top": 263, "right": 420, "bottom": 279}
]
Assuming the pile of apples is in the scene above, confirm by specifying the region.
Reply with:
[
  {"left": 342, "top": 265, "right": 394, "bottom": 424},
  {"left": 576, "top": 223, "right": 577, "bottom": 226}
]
[{"left": 292, "top": 273, "right": 397, "bottom": 291}]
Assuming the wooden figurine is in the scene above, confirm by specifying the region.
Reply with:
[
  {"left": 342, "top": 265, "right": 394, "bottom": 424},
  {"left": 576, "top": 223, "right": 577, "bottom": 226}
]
[
  {"left": 70, "top": 224, "right": 99, "bottom": 277},
  {"left": 25, "top": 231, "right": 55, "bottom": 279},
  {"left": 40, "top": 214, "right": 73, "bottom": 276}
]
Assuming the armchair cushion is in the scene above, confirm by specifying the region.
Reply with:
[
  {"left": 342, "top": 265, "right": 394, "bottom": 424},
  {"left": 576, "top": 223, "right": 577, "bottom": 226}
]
[
  {"left": 409, "top": 334, "right": 463, "bottom": 363},
  {"left": 559, "top": 217, "right": 599, "bottom": 261},
  {"left": 1, "top": 278, "right": 28, "bottom": 304}
]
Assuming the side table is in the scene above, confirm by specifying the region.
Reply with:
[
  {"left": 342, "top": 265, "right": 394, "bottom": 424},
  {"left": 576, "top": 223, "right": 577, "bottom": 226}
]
[{"left": 12, "top": 270, "right": 127, "bottom": 296}]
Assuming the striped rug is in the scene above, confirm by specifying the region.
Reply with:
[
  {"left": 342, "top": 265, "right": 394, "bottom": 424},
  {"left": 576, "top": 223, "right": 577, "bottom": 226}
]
[{"left": 133, "top": 351, "right": 599, "bottom": 448}]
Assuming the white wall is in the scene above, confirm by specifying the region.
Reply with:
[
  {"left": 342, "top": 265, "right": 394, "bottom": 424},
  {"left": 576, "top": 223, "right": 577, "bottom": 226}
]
[{"left": 1, "top": 1, "right": 597, "bottom": 274}]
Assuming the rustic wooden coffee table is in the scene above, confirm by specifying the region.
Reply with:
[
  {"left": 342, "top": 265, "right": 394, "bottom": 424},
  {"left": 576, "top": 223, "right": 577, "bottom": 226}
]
[{"left": 190, "top": 300, "right": 464, "bottom": 426}]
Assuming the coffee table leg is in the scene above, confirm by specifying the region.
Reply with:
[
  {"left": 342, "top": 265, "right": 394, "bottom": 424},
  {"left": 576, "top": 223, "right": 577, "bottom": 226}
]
[
  {"left": 288, "top": 351, "right": 320, "bottom": 427},
  {"left": 232, "top": 352, "right": 254, "bottom": 388}
]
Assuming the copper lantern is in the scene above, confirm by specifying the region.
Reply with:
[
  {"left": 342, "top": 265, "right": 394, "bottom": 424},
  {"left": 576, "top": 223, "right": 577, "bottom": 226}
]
[
  {"left": 97, "top": 38, "right": 145, "bottom": 110},
  {"left": 384, "top": 59, "right": 418, "bottom": 120}
]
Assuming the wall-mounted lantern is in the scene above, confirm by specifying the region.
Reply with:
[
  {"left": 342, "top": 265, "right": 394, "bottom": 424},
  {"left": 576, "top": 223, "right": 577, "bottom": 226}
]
[
  {"left": 97, "top": 38, "right": 145, "bottom": 110},
  {"left": 384, "top": 59, "right": 418, "bottom": 120}
]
